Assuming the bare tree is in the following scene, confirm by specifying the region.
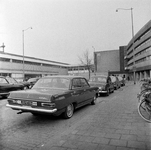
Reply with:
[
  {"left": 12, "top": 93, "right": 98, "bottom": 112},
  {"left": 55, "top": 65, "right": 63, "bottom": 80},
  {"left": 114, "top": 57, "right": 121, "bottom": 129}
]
[{"left": 78, "top": 49, "right": 93, "bottom": 79}]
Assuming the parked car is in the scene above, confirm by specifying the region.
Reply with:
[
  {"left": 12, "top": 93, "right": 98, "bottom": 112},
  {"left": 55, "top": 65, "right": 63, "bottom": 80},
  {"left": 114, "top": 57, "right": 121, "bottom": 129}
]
[
  {"left": 89, "top": 75, "right": 114, "bottom": 96},
  {"left": 117, "top": 76, "right": 125, "bottom": 86},
  {"left": 27, "top": 77, "right": 40, "bottom": 88},
  {"left": 6, "top": 76, "right": 98, "bottom": 119},
  {"left": 20, "top": 81, "right": 31, "bottom": 89},
  {"left": 0, "top": 76, "right": 28, "bottom": 98},
  {"left": 110, "top": 75, "right": 120, "bottom": 90}
]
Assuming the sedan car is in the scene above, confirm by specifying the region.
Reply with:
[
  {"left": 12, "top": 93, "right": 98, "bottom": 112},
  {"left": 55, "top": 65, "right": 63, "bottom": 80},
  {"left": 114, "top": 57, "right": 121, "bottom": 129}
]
[
  {"left": 89, "top": 75, "right": 114, "bottom": 96},
  {"left": 110, "top": 75, "right": 121, "bottom": 90},
  {"left": 6, "top": 76, "right": 98, "bottom": 119},
  {"left": 117, "top": 76, "right": 125, "bottom": 86},
  {"left": 27, "top": 77, "right": 40, "bottom": 88},
  {"left": 0, "top": 76, "right": 27, "bottom": 98}
]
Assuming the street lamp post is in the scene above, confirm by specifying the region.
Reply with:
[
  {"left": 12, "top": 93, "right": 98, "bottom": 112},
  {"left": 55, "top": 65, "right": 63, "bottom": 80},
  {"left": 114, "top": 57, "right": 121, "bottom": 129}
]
[
  {"left": 22, "top": 27, "right": 32, "bottom": 80},
  {"left": 116, "top": 8, "right": 136, "bottom": 84},
  {"left": 22, "top": 27, "right": 32, "bottom": 81},
  {"left": 92, "top": 46, "right": 96, "bottom": 75}
]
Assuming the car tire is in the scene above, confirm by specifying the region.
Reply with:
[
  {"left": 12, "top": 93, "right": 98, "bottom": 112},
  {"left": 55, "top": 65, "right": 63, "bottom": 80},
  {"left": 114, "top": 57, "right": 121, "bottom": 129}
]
[
  {"left": 91, "top": 96, "right": 97, "bottom": 105},
  {"left": 106, "top": 89, "right": 109, "bottom": 96},
  {"left": 23, "top": 86, "right": 28, "bottom": 90},
  {"left": 63, "top": 103, "right": 74, "bottom": 119}
]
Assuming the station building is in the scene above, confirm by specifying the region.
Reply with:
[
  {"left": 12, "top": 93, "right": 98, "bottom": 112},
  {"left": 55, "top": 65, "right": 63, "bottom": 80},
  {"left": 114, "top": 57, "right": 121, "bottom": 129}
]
[{"left": 0, "top": 51, "right": 69, "bottom": 81}]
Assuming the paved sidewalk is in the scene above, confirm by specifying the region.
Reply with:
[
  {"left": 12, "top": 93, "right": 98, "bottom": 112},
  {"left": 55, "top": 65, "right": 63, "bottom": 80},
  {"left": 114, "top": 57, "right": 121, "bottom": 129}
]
[{"left": 39, "top": 82, "right": 151, "bottom": 150}]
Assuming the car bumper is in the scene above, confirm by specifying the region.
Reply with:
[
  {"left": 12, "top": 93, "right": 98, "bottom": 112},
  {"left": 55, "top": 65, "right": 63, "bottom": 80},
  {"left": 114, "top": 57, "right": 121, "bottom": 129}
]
[
  {"left": 6, "top": 104, "right": 57, "bottom": 114},
  {"left": 98, "top": 90, "right": 107, "bottom": 93},
  {"left": 0, "top": 92, "right": 9, "bottom": 96}
]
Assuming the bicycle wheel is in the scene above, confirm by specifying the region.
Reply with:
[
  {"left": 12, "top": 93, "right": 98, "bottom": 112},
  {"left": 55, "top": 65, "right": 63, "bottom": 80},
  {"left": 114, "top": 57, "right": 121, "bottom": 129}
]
[{"left": 138, "top": 100, "right": 151, "bottom": 123}]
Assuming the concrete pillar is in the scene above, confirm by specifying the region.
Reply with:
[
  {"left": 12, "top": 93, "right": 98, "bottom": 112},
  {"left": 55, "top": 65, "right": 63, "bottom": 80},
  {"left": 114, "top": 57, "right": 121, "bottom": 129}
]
[
  {"left": 136, "top": 72, "right": 138, "bottom": 81},
  {"left": 150, "top": 70, "right": 151, "bottom": 78},
  {"left": 138, "top": 72, "right": 140, "bottom": 81},
  {"left": 144, "top": 71, "right": 147, "bottom": 79},
  {"left": 140, "top": 72, "right": 143, "bottom": 80}
]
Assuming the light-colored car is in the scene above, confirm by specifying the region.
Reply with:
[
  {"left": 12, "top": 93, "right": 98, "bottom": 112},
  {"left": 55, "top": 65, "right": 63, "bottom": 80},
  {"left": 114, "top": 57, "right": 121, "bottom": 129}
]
[
  {"left": 117, "top": 76, "right": 125, "bottom": 86},
  {"left": 89, "top": 75, "right": 114, "bottom": 96},
  {"left": 110, "top": 75, "right": 120, "bottom": 90}
]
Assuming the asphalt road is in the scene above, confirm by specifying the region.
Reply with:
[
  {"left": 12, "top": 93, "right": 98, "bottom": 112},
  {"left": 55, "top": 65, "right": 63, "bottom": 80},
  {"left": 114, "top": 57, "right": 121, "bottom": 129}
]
[{"left": 0, "top": 85, "right": 132, "bottom": 150}]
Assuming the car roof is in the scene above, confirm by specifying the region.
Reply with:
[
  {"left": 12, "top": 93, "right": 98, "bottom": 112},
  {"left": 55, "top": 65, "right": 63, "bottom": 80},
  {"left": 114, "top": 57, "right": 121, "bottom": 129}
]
[{"left": 110, "top": 75, "right": 116, "bottom": 78}]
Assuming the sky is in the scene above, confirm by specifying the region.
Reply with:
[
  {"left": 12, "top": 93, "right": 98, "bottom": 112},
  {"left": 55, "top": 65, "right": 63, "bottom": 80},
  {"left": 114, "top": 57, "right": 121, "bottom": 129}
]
[{"left": 0, "top": 0, "right": 151, "bottom": 65}]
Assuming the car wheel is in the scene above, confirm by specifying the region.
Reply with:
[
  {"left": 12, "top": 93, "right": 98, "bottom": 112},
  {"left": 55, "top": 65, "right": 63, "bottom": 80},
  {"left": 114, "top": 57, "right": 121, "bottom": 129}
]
[
  {"left": 91, "top": 96, "right": 97, "bottom": 105},
  {"left": 23, "top": 86, "right": 28, "bottom": 90},
  {"left": 63, "top": 104, "right": 74, "bottom": 119},
  {"left": 106, "top": 89, "right": 109, "bottom": 96}
]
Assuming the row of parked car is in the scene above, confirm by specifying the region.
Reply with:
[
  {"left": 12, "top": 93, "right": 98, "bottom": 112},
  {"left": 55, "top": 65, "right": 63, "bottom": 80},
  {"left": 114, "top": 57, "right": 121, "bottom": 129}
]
[
  {"left": 1, "top": 74, "right": 125, "bottom": 119},
  {"left": 0, "top": 75, "right": 125, "bottom": 99},
  {"left": 89, "top": 75, "right": 125, "bottom": 96}
]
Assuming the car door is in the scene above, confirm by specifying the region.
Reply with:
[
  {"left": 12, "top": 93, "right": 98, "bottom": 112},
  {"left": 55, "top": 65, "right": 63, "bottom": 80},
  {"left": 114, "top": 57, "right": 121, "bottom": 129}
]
[
  {"left": 0, "top": 77, "right": 12, "bottom": 94},
  {"left": 108, "top": 77, "right": 114, "bottom": 92},
  {"left": 80, "top": 78, "right": 93, "bottom": 103},
  {"left": 71, "top": 78, "right": 84, "bottom": 108},
  {"left": 6, "top": 77, "right": 23, "bottom": 91}
]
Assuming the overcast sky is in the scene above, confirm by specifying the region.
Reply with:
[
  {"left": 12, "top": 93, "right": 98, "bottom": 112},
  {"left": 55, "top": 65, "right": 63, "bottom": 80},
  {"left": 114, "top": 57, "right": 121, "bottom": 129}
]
[{"left": 0, "top": 0, "right": 151, "bottom": 64}]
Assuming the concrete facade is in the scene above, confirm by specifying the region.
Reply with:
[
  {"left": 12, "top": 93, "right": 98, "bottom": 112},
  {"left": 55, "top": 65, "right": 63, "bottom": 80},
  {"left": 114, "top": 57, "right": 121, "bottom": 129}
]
[
  {"left": 95, "top": 49, "right": 120, "bottom": 75},
  {"left": 126, "top": 20, "right": 151, "bottom": 81},
  {"left": 0, "top": 51, "right": 69, "bottom": 81}
]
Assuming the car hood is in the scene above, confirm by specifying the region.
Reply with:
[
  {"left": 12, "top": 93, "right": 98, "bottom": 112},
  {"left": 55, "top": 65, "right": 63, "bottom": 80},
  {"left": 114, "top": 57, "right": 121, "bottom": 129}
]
[
  {"left": 89, "top": 82, "right": 106, "bottom": 87},
  {"left": 21, "top": 81, "right": 30, "bottom": 86},
  {"left": 8, "top": 88, "right": 68, "bottom": 102}
]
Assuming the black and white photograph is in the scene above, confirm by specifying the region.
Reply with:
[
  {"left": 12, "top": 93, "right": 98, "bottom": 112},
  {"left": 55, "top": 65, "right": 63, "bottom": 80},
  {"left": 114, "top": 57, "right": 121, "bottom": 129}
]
[{"left": 0, "top": 0, "right": 151, "bottom": 149}]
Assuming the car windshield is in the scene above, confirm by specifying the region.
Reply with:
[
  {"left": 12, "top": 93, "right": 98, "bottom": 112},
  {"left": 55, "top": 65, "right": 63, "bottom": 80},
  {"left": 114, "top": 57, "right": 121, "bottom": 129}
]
[
  {"left": 110, "top": 76, "right": 116, "bottom": 82},
  {"left": 27, "top": 78, "right": 38, "bottom": 82},
  {"left": 32, "top": 77, "right": 70, "bottom": 89},
  {"left": 6, "top": 77, "right": 18, "bottom": 84},
  {"left": 89, "top": 76, "right": 106, "bottom": 83}
]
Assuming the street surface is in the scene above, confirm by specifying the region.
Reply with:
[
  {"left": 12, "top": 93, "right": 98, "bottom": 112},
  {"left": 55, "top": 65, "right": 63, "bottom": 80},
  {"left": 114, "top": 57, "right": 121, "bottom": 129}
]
[{"left": 0, "top": 81, "right": 151, "bottom": 150}]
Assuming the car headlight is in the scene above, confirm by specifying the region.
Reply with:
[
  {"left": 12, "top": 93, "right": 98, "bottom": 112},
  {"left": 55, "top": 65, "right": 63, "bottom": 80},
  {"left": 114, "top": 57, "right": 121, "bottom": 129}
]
[{"left": 99, "top": 87, "right": 102, "bottom": 90}]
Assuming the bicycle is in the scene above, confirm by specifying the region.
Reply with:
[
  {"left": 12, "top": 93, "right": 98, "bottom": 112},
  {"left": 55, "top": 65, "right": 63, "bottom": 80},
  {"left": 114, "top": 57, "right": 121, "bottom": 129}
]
[{"left": 137, "top": 87, "right": 151, "bottom": 123}]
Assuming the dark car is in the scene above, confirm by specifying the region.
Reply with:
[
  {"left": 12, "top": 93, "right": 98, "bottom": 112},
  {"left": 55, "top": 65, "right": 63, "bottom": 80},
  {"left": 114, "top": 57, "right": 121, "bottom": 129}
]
[
  {"left": 27, "top": 77, "right": 39, "bottom": 88},
  {"left": 110, "top": 75, "right": 121, "bottom": 90},
  {"left": 89, "top": 75, "right": 114, "bottom": 96},
  {"left": 6, "top": 75, "right": 98, "bottom": 119},
  {"left": 20, "top": 81, "right": 31, "bottom": 89},
  {"left": 0, "top": 76, "right": 27, "bottom": 98}
]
